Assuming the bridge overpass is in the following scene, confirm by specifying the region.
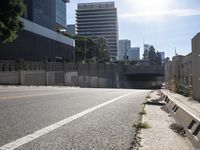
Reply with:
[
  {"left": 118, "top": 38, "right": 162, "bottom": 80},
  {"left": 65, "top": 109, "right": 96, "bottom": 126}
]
[
  {"left": 118, "top": 65, "right": 164, "bottom": 89},
  {"left": 124, "top": 65, "right": 164, "bottom": 76}
]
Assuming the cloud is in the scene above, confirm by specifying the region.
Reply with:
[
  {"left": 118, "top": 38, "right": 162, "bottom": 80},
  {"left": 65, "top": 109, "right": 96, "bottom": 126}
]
[{"left": 119, "top": 8, "right": 200, "bottom": 18}]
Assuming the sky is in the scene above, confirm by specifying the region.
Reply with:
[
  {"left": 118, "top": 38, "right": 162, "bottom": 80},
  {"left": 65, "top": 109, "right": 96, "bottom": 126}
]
[{"left": 67, "top": 0, "right": 200, "bottom": 59}]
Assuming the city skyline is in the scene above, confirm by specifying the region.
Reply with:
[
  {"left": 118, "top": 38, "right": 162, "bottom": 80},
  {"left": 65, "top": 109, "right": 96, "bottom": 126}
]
[{"left": 67, "top": 0, "right": 200, "bottom": 59}]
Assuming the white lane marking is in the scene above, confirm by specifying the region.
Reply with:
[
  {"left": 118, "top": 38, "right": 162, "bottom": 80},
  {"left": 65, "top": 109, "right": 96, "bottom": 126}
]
[{"left": 0, "top": 92, "right": 133, "bottom": 150}]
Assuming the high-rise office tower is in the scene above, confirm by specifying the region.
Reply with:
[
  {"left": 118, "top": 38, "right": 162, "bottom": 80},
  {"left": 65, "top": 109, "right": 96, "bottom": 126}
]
[
  {"left": 23, "top": 0, "right": 69, "bottom": 30},
  {"left": 76, "top": 2, "right": 119, "bottom": 61},
  {"left": 128, "top": 47, "right": 140, "bottom": 61},
  {"left": 67, "top": 24, "right": 76, "bottom": 36},
  {"left": 159, "top": 52, "right": 165, "bottom": 60},
  {"left": 119, "top": 40, "right": 131, "bottom": 61}
]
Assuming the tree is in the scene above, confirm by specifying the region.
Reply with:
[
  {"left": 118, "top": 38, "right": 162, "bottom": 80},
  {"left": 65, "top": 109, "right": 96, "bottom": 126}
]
[
  {"left": 56, "top": 29, "right": 97, "bottom": 63},
  {"left": 0, "top": 0, "right": 25, "bottom": 43},
  {"left": 74, "top": 35, "right": 95, "bottom": 63},
  {"left": 148, "top": 46, "right": 157, "bottom": 65},
  {"left": 143, "top": 49, "right": 149, "bottom": 60},
  {"left": 156, "top": 51, "right": 162, "bottom": 65},
  {"left": 95, "top": 37, "right": 110, "bottom": 63},
  {"left": 163, "top": 57, "right": 170, "bottom": 65},
  {"left": 56, "top": 29, "right": 110, "bottom": 63}
]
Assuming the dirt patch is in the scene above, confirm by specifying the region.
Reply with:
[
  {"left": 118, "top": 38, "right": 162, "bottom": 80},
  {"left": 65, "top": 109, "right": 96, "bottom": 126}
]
[{"left": 170, "top": 123, "right": 186, "bottom": 137}]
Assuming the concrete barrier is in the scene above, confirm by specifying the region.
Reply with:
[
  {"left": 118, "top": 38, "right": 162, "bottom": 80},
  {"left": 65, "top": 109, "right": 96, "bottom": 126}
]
[
  {"left": 64, "top": 72, "right": 78, "bottom": 86},
  {"left": 47, "top": 71, "right": 64, "bottom": 86},
  {"left": 0, "top": 72, "right": 19, "bottom": 85},
  {"left": 20, "top": 71, "right": 46, "bottom": 85},
  {"left": 162, "top": 91, "right": 200, "bottom": 149}
]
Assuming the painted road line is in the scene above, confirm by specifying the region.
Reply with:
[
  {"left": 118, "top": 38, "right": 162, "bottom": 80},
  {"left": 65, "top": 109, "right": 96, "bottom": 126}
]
[
  {"left": 0, "top": 91, "right": 77, "bottom": 100},
  {"left": 0, "top": 92, "right": 133, "bottom": 150},
  {"left": 0, "top": 89, "right": 117, "bottom": 100}
]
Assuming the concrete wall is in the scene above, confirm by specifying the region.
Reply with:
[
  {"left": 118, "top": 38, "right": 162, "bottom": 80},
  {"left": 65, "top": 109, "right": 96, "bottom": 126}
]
[
  {"left": 192, "top": 33, "right": 200, "bottom": 101},
  {"left": 0, "top": 72, "right": 20, "bottom": 85},
  {"left": 47, "top": 71, "right": 64, "bottom": 86},
  {"left": 64, "top": 72, "right": 78, "bottom": 86},
  {"left": 77, "top": 64, "right": 117, "bottom": 88},
  {"left": 0, "top": 61, "right": 117, "bottom": 88},
  {"left": 20, "top": 71, "right": 46, "bottom": 85},
  {"left": 0, "top": 61, "right": 163, "bottom": 89}
]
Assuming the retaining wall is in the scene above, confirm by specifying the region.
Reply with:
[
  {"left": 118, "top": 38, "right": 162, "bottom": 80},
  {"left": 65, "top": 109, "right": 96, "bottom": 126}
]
[
  {"left": 0, "top": 61, "right": 117, "bottom": 88},
  {"left": 0, "top": 61, "right": 163, "bottom": 88}
]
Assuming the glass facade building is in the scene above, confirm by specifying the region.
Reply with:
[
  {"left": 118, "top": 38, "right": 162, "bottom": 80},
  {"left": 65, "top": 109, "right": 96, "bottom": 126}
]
[
  {"left": 23, "top": 0, "right": 67, "bottom": 30},
  {"left": 119, "top": 40, "right": 131, "bottom": 61},
  {"left": 0, "top": 0, "right": 74, "bottom": 62},
  {"left": 56, "top": 0, "right": 67, "bottom": 28},
  {"left": 127, "top": 47, "right": 140, "bottom": 61}
]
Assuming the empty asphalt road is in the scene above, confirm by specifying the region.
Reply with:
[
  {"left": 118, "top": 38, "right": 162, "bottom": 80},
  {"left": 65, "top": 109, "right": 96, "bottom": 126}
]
[{"left": 0, "top": 86, "right": 148, "bottom": 150}]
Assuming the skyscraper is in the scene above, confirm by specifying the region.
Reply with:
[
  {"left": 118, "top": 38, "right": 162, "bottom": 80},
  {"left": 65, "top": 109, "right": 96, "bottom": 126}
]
[
  {"left": 128, "top": 47, "right": 140, "bottom": 61},
  {"left": 23, "top": 0, "right": 69, "bottom": 30},
  {"left": 67, "top": 24, "right": 76, "bottom": 36},
  {"left": 159, "top": 52, "right": 165, "bottom": 64},
  {"left": 159, "top": 52, "right": 165, "bottom": 60},
  {"left": 76, "top": 2, "right": 119, "bottom": 61},
  {"left": 119, "top": 40, "right": 131, "bottom": 61}
]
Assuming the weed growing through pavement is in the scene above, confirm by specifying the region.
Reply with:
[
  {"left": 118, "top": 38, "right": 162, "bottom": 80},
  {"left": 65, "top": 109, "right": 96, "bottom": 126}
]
[
  {"left": 145, "top": 94, "right": 151, "bottom": 99},
  {"left": 139, "top": 110, "right": 147, "bottom": 115},
  {"left": 145, "top": 96, "right": 151, "bottom": 99},
  {"left": 133, "top": 121, "right": 150, "bottom": 129}
]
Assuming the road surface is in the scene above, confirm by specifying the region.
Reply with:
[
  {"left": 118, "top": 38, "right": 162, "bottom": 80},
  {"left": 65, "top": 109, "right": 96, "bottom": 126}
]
[{"left": 0, "top": 86, "right": 148, "bottom": 150}]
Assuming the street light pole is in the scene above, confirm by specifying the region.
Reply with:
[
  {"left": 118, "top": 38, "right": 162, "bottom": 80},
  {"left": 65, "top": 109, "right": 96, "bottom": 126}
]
[{"left": 84, "top": 38, "right": 86, "bottom": 63}]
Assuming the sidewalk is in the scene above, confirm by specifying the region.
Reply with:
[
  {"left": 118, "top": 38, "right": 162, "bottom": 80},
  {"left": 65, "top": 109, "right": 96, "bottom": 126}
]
[{"left": 139, "top": 91, "right": 195, "bottom": 150}]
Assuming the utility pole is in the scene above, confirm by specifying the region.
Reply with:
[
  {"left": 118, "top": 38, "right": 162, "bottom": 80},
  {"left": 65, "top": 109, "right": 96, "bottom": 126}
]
[{"left": 175, "top": 47, "right": 178, "bottom": 56}]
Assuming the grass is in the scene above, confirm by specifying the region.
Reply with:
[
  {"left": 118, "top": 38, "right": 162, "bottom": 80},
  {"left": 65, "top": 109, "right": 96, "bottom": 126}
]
[
  {"left": 145, "top": 95, "right": 151, "bottom": 99},
  {"left": 133, "top": 121, "right": 150, "bottom": 129},
  {"left": 139, "top": 110, "right": 147, "bottom": 115}
]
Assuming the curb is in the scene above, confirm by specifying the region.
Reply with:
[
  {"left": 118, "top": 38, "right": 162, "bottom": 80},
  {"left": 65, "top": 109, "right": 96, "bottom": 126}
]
[{"left": 161, "top": 91, "right": 200, "bottom": 149}]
